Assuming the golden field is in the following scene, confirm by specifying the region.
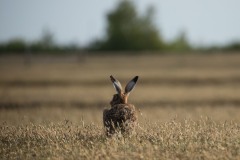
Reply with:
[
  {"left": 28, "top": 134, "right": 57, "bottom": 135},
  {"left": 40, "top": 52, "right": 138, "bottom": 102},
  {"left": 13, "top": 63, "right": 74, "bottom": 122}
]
[{"left": 0, "top": 53, "right": 240, "bottom": 159}]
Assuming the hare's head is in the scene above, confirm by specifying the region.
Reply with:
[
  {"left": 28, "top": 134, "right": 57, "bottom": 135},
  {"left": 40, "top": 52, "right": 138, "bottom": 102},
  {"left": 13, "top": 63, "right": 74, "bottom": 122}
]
[{"left": 110, "top": 75, "right": 139, "bottom": 106}]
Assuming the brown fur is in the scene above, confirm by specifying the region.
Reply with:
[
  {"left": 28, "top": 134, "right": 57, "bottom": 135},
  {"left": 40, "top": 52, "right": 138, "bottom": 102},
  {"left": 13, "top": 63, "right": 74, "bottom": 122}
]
[
  {"left": 110, "top": 94, "right": 125, "bottom": 107},
  {"left": 103, "top": 103, "right": 137, "bottom": 136}
]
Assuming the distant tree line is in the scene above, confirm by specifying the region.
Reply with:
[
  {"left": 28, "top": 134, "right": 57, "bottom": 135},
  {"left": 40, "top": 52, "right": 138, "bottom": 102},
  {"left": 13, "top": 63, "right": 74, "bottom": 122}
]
[
  {"left": 0, "top": 29, "right": 80, "bottom": 54},
  {"left": 0, "top": 1, "right": 239, "bottom": 54},
  {"left": 88, "top": 1, "right": 195, "bottom": 52}
]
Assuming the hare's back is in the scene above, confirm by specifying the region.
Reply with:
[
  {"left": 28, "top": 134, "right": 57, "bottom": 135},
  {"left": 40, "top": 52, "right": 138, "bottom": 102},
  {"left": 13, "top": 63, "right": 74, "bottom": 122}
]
[{"left": 103, "top": 104, "right": 137, "bottom": 123}]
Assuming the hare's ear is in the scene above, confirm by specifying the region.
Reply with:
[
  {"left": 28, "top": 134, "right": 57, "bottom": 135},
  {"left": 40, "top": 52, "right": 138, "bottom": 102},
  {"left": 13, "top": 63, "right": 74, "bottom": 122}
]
[
  {"left": 125, "top": 76, "right": 139, "bottom": 95},
  {"left": 110, "top": 75, "right": 122, "bottom": 94}
]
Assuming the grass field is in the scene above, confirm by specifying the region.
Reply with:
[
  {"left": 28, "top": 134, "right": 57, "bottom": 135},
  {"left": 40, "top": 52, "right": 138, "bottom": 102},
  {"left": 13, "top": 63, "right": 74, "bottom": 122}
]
[{"left": 0, "top": 53, "right": 240, "bottom": 159}]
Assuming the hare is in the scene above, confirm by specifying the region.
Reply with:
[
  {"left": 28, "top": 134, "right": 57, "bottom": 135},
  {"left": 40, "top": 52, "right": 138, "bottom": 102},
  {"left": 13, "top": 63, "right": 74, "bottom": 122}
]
[{"left": 103, "top": 75, "right": 139, "bottom": 136}]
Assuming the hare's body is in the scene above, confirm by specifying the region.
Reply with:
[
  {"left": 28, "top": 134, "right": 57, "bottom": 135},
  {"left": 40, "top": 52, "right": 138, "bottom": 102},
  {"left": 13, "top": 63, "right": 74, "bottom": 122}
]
[
  {"left": 103, "top": 76, "right": 139, "bottom": 136},
  {"left": 103, "top": 103, "right": 137, "bottom": 135}
]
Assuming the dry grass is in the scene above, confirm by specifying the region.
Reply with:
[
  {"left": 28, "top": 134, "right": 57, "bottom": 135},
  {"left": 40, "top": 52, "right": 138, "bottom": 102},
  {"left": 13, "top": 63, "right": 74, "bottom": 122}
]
[
  {"left": 0, "top": 53, "right": 240, "bottom": 159},
  {"left": 1, "top": 116, "right": 240, "bottom": 159}
]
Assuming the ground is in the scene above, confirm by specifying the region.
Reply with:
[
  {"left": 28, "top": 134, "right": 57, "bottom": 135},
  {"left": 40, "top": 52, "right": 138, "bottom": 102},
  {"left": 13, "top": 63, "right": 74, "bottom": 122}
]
[{"left": 0, "top": 53, "right": 240, "bottom": 159}]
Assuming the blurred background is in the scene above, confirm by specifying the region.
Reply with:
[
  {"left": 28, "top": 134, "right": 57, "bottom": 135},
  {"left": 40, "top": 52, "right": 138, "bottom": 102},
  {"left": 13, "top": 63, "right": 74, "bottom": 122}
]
[{"left": 0, "top": 0, "right": 240, "bottom": 125}]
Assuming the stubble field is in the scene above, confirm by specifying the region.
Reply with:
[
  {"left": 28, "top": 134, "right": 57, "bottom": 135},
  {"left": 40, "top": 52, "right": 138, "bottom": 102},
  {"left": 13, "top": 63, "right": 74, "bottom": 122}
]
[{"left": 0, "top": 53, "right": 240, "bottom": 159}]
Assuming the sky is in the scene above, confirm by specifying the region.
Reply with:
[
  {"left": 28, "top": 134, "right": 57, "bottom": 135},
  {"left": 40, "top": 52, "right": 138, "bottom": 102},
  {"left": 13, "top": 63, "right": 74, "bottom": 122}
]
[{"left": 0, "top": 0, "right": 240, "bottom": 47}]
